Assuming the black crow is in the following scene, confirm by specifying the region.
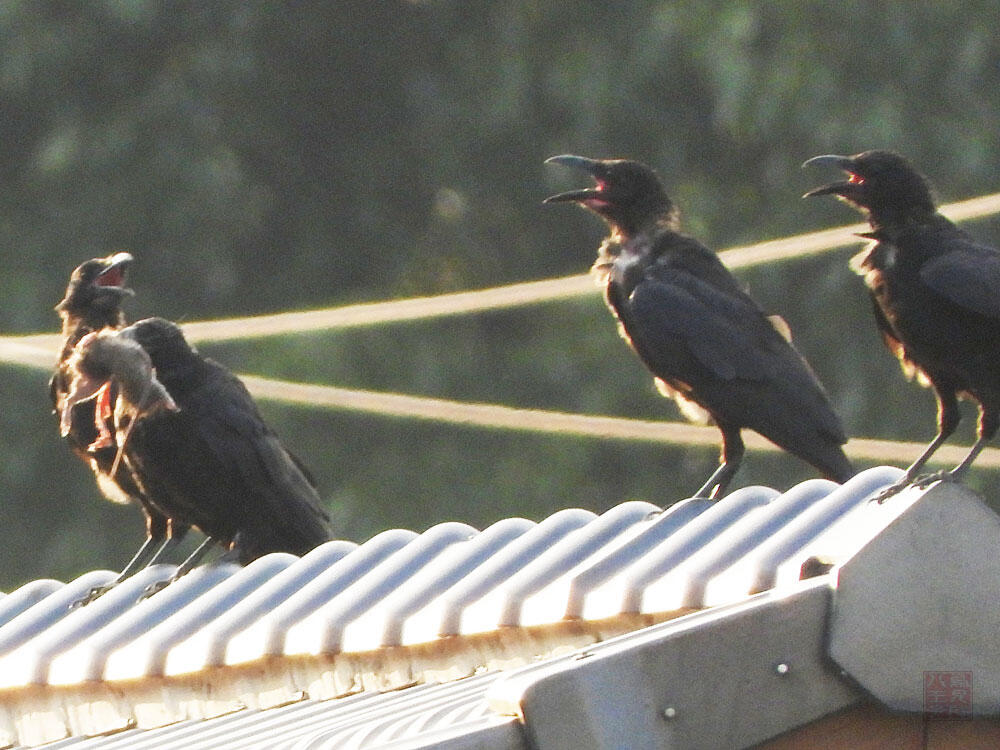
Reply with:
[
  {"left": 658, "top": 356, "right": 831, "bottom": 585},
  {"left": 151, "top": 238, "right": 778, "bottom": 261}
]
[
  {"left": 52, "top": 252, "right": 135, "bottom": 466},
  {"left": 52, "top": 253, "right": 189, "bottom": 599},
  {"left": 546, "top": 155, "right": 853, "bottom": 498},
  {"left": 63, "top": 318, "right": 332, "bottom": 586},
  {"left": 805, "top": 149, "right": 1000, "bottom": 496}
]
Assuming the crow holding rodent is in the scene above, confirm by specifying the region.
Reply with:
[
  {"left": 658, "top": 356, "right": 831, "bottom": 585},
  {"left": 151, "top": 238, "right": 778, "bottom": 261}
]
[{"left": 63, "top": 318, "right": 332, "bottom": 586}]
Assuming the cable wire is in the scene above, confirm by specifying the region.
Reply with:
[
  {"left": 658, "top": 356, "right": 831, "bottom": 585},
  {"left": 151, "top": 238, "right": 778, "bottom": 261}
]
[
  {"left": 6, "top": 192, "right": 1000, "bottom": 350},
  {"left": 3, "top": 336, "right": 997, "bottom": 467},
  {"left": 4, "top": 196, "right": 1000, "bottom": 466},
  {"left": 242, "top": 374, "right": 1000, "bottom": 468}
]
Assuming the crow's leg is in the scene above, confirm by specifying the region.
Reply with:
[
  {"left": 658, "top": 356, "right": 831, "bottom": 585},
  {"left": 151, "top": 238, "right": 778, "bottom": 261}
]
[
  {"left": 140, "top": 535, "right": 224, "bottom": 599},
  {"left": 145, "top": 520, "right": 191, "bottom": 567},
  {"left": 693, "top": 426, "right": 743, "bottom": 500},
  {"left": 71, "top": 510, "right": 170, "bottom": 608},
  {"left": 919, "top": 402, "right": 998, "bottom": 486},
  {"left": 877, "top": 387, "right": 960, "bottom": 501}
]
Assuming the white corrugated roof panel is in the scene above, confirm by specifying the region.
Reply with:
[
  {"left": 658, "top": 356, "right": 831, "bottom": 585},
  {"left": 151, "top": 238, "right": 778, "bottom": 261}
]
[{"left": 0, "top": 466, "right": 920, "bottom": 747}]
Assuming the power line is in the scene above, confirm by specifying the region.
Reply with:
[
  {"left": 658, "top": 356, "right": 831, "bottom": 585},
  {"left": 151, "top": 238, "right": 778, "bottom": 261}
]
[
  {"left": 4, "top": 197, "right": 1000, "bottom": 467},
  {"left": 5, "top": 192, "right": 1000, "bottom": 351},
  {"left": 242, "top": 373, "right": 1000, "bottom": 467},
  {"left": 3, "top": 336, "right": 997, "bottom": 467},
  {"left": 0, "top": 338, "right": 57, "bottom": 370},
  {"left": 241, "top": 375, "right": 1000, "bottom": 468}
]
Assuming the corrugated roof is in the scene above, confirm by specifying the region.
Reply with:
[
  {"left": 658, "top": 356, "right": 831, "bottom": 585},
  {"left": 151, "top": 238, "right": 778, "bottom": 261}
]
[
  {"left": 32, "top": 577, "right": 849, "bottom": 750},
  {"left": 0, "top": 465, "right": 910, "bottom": 747},
  {"left": 44, "top": 674, "right": 515, "bottom": 750}
]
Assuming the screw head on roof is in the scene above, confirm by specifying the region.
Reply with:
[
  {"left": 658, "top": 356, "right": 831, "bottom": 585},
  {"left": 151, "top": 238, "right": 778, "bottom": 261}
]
[
  {"left": 775, "top": 662, "right": 790, "bottom": 675},
  {"left": 662, "top": 706, "right": 677, "bottom": 720}
]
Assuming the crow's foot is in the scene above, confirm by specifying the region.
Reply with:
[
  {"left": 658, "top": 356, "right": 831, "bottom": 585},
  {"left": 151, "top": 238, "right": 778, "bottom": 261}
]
[{"left": 69, "top": 583, "right": 116, "bottom": 609}]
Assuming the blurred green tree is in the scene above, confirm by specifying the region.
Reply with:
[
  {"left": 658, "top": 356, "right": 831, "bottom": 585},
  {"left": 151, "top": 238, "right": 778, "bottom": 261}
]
[{"left": 2, "top": 1, "right": 999, "bottom": 588}]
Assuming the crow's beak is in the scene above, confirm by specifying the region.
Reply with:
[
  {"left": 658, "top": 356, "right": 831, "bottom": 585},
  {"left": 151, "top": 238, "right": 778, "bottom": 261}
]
[
  {"left": 545, "top": 154, "right": 605, "bottom": 173},
  {"left": 94, "top": 251, "right": 135, "bottom": 293},
  {"left": 801, "top": 154, "right": 855, "bottom": 171},
  {"left": 543, "top": 154, "right": 608, "bottom": 203},
  {"left": 801, "top": 154, "right": 858, "bottom": 199}
]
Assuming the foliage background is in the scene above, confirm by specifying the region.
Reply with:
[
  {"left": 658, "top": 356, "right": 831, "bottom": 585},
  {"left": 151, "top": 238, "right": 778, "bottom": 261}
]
[{"left": 1, "top": 1, "right": 999, "bottom": 588}]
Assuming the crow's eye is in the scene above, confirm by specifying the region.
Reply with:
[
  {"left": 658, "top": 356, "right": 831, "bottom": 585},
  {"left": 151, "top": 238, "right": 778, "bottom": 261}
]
[{"left": 848, "top": 173, "right": 865, "bottom": 185}]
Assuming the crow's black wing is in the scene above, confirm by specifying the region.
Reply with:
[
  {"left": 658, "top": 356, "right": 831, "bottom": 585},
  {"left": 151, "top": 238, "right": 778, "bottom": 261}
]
[
  {"left": 621, "top": 266, "right": 846, "bottom": 447},
  {"left": 127, "top": 363, "right": 331, "bottom": 561},
  {"left": 625, "top": 267, "right": 799, "bottom": 384},
  {"left": 185, "top": 364, "right": 331, "bottom": 552},
  {"left": 920, "top": 238, "right": 1000, "bottom": 321}
]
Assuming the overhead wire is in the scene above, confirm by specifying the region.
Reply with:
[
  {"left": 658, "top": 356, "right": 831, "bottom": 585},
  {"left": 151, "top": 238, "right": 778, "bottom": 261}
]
[
  {"left": 3, "top": 193, "right": 1000, "bottom": 465},
  {"left": 3, "top": 336, "right": 995, "bottom": 467},
  {"left": 241, "top": 375, "right": 1000, "bottom": 468},
  {"left": 7, "top": 191, "right": 1000, "bottom": 352}
]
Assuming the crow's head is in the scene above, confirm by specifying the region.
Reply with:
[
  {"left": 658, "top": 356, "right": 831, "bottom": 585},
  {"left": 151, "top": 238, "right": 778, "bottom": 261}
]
[
  {"left": 802, "top": 150, "right": 936, "bottom": 226},
  {"left": 120, "top": 317, "right": 197, "bottom": 375},
  {"left": 544, "top": 155, "right": 676, "bottom": 237},
  {"left": 56, "top": 252, "right": 135, "bottom": 318}
]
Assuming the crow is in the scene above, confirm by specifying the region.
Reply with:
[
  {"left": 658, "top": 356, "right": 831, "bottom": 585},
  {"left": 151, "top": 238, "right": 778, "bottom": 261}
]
[
  {"left": 52, "top": 253, "right": 189, "bottom": 600},
  {"left": 52, "top": 252, "right": 135, "bottom": 463},
  {"left": 62, "top": 317, "right": 332, "bottom": 588},
  {"left": 545, "top": 155, "right": 853, "bottom": 498},
  {"left": 804, "top": 149, "right": 1000, "bottom": 496}
]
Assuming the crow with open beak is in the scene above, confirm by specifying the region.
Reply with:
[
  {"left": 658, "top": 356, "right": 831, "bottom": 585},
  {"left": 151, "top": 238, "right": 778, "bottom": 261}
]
[
  {"left": 805, "top": 149, "right": 1000, "bottom": 497},
  {"left": 546, "top": 155, "right": 853, "bottom": 498},
  {"left": 53, "top": 251, "right": 135, "bottom": 391},
  {"left": 51, "top": 253, "right": 189, "bottom": 604}
]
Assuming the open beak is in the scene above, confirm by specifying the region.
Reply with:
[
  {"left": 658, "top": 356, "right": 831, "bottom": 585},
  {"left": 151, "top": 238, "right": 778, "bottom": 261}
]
[
  {"left": 801, "top": 154, "right": 859, "bottom": 199},
  {"left": 95, "top": 252, "right": 135, "bottom": 294},
  {"left": 543, "top": 154, "right": 608, "bottom": 203}
]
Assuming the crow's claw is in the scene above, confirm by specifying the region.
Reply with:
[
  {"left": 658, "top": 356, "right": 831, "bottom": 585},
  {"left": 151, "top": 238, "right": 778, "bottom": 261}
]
[
  {"left": 70, "top": 583, "right": 115, "bottom": 609},
  {"left": 911, "top": 470, "right": 953, "bottom": 488},
  {"left": 138, "top": 578, "right": 172, "bottom": 600},
  {"left": 873, "top": 477, "right": 915, "bottom": 503}
]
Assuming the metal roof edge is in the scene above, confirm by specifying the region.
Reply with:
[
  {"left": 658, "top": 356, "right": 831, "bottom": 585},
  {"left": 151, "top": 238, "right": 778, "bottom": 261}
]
[
  {"left": 0, "top": 610, "right": 687, "bottom": 746},
  {"left": 830, "top": 481, "right": 1000, "bottom": 715},
  {"left": 489, "top": 577, "right": 862, "bottom": 750}
]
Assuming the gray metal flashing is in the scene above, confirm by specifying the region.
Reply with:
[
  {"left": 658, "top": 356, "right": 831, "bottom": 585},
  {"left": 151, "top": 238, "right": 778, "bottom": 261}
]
[
  {"left": 485, "top": 578, "right": 860, "bottom": 750},
  {"left": 829, "top": 480, "right": 1000, "bottom": 714}
]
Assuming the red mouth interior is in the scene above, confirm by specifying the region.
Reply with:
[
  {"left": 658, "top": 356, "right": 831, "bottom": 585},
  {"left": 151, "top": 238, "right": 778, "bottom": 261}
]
[
  {"left": 848, "top": 173, "right": 865, "bottom": 185},
  {"left": 97, "top": 267, "right": 124, "bottom": 287}
]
